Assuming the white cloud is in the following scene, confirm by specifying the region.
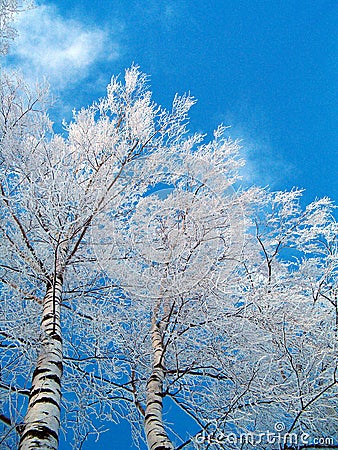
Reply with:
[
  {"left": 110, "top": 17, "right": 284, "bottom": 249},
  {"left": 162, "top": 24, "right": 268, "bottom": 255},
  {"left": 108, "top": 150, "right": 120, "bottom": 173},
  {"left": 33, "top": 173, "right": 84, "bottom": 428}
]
[
  {"left": 7, "top": 4, "right": 120, "bottom": 89},
  {"left": 216, "top": 105, "right": 294, "bottom": 190},
  {"left": 238, "top": 131, "right": 293, "bottom": 190}
]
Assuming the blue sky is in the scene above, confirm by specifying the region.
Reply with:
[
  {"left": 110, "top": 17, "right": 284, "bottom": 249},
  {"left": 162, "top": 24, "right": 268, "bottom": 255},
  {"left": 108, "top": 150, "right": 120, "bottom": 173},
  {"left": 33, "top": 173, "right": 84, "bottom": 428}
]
[
  {"left": 4, "top": 0, "right": 337, "bottom": 448},
  {"left": 6, "top": 0, "right": 337, "bottom": 207}
]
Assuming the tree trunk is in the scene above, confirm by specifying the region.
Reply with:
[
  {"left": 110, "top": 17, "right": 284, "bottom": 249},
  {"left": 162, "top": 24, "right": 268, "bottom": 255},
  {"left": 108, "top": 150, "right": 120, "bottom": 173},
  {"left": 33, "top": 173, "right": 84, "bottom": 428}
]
[
  {"left": 144, "top": 316, "right": 174, "bottom": 450},
  {"left": 19, "top": 275, "right": 63, "bottom": 450}
]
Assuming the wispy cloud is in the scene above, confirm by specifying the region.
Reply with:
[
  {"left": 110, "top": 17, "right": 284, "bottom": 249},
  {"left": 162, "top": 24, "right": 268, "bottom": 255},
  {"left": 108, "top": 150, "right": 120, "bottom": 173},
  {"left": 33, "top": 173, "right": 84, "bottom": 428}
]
[
  {"left": 6, "top": 4, "right": 120, "bottom": 89},
  {"left": 218, "top": 105, "right": 294, "bottom": 190},
  {"left": 238, "top": 128, "right": 294, "bottom": 190},
  {"left": 137, "top": 0, "right": 187, "bottom": 30}
]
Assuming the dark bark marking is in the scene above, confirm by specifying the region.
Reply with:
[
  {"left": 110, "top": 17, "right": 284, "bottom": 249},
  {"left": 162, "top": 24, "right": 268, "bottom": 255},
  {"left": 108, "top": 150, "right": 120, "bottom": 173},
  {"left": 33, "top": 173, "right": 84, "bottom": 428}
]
[
  {"left": 50, "top": 333, "right": 62, "bottom": 343},
  {"left": 30, "top": 385, "right": 60, "bottom": 399},
  {"left": 30, "top": 396, "right": 61, "bottom": 410},
  {"left": 151, "top": 444, "right": 172, "bottom": 450},
  {"left": 43, "top": 373, "right": 61, "bottom": 384},
  {"left": 146, "top": 399, "right": 163, "bottom": 408},
  {"left": 32, "top": 367, "right": 50, "bottom": 379},
  {"left": 31, "top": 365, "right": 62, "bottom": 386},
  {"left": 20, "top": 424, "right": 59, "bottom": 443},
  {"left": 41, "top": 313, "right": 57, "bottom": 323},
  {"left": 145, "top": 414, "right": 162, "bottom": 423}
]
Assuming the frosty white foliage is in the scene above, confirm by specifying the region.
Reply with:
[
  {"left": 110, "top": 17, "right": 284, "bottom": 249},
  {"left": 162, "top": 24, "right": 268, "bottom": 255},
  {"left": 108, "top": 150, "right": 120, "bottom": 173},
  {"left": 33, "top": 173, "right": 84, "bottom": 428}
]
[{"left": 0, "top": 62, "right": 337, "bottom": 450}]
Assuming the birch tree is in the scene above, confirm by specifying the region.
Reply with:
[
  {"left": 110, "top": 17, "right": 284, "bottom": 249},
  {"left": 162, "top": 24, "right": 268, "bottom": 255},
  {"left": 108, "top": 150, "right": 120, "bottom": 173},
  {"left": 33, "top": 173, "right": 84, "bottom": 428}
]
[
  {"left": 93, "top": 181, "right": 337, "bottom": 449},
  {"left": 0, "top": 66, "right": 199, "bottom": 448},
  {"left": 1, "top": 15, "right": 337, "bottom": 446},
  {"left": 1, "top": 64, "right": 337, "bottom": 449}
]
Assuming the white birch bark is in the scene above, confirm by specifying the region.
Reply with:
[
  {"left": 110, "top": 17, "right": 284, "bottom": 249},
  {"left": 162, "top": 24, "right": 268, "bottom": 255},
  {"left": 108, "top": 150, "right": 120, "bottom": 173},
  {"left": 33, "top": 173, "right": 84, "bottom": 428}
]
[
  {"left": 19, "top": 275, "right": 63, "bottom": 450},
  {"left": 144, "top": 315, "right": 174, "bottom": 450}
]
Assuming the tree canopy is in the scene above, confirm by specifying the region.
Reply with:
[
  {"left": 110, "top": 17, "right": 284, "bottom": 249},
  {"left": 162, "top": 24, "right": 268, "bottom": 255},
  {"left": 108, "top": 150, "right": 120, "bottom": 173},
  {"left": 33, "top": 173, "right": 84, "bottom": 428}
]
[{"left": 0, "top": 6, "right": 337, "bottom": 450}]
